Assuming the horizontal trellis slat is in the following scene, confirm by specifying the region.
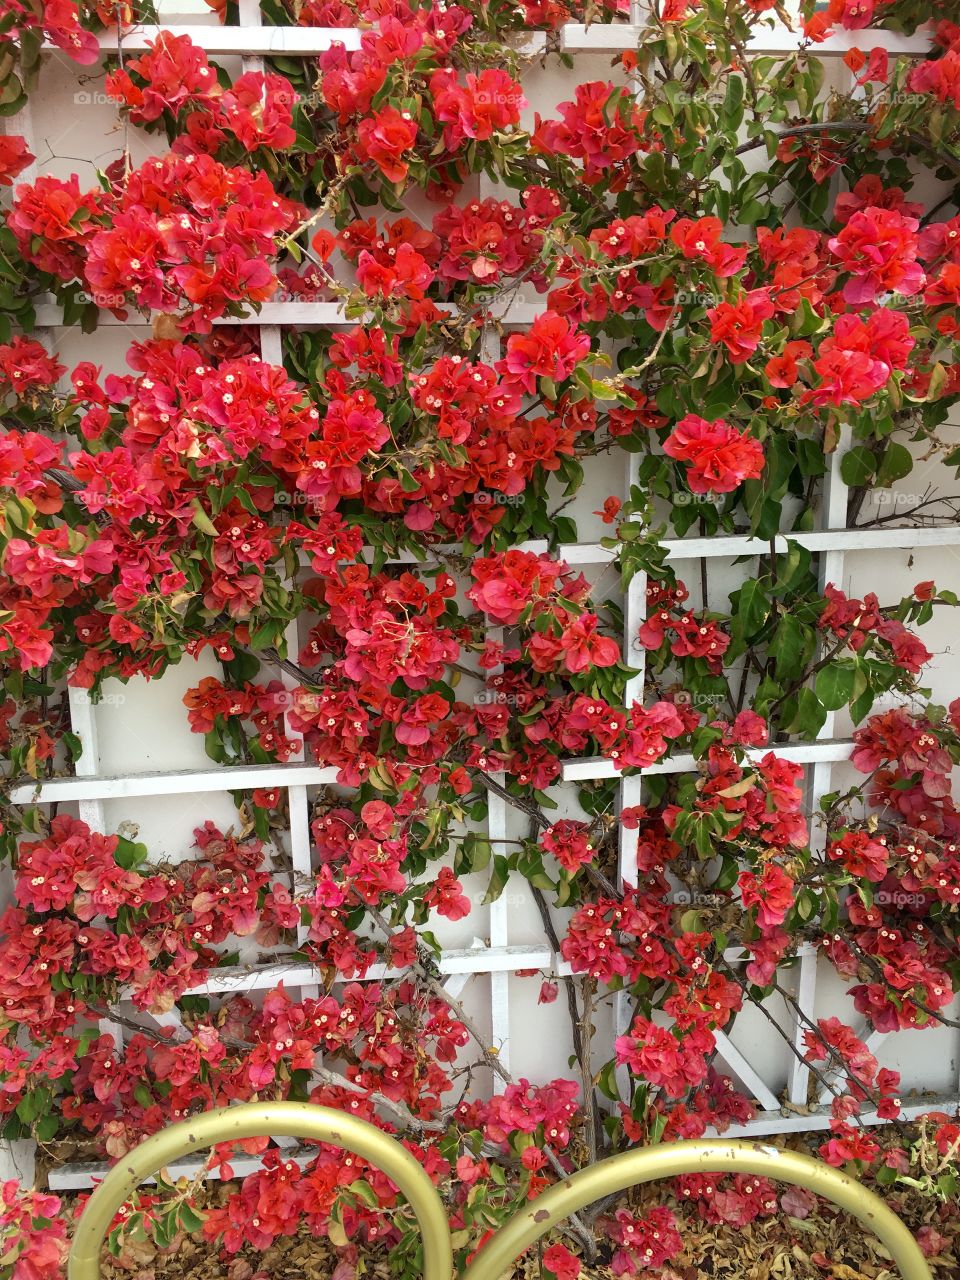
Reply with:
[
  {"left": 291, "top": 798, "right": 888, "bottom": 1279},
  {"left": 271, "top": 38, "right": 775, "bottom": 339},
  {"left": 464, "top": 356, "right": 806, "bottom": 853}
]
[{"left": 42, "top": 21, "right": 934, "bottom": 59}]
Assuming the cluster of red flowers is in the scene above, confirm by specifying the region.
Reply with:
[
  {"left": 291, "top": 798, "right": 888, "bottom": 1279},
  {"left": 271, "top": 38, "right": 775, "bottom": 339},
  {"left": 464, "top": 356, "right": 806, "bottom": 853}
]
[
  {"left": 8, "top": 154, "right": 302, "bottom": 330},
  {"left": 0, "top": 1181, "right": 67, "bottom": 1280},
  {"left": 106, "top": 34, "right": 298, "bottom": 152},
  {"left": 639, "top": 579, "right": 731, "bottom": 675},
  {"left": 804, "top": 1017, "right": 903, "bottom": 1165},
  {"left": 0, "top": 0, "right": 101, "bottom": 65}
]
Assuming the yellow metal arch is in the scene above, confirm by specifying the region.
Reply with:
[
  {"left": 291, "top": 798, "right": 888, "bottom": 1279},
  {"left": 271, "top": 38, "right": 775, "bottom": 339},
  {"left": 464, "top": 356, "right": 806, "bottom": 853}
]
[
  {"left": 67, "top": 1102, "right": 453, "bottom": 1280},
  {"left": 461, "top": 1139, "right": 934, "bottom": 1280},
  {"left": 67, "top": 1102, "right": 934, "bottom": 1280}
]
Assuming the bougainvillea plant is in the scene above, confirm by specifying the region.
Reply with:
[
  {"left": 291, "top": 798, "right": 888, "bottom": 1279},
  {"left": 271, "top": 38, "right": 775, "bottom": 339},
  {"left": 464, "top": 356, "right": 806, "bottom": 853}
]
[{"left": 1, "top": 0, "right": 960, "bottom": 1274}]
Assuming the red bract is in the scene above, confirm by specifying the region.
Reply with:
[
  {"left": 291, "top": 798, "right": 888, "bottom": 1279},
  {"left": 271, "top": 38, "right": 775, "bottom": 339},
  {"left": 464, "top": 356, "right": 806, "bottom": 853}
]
[
  {"left": 0, "top": 135, "right": 33, "bottom": 185},
  {"left": 499, "top": 312, "right": 590, "bottom": 394},
  {"left": 429, "top": 68, "right": 525, "bottom": 149},
  {"left": 662, "top": 415, "right": 764, "bottom": 494},
  {"left": 828, "top": 207, "right": 924, "bottom": 305},
  {"left": 532, "top": 81, "right": 646, "bottom": 182},
  {"left": 356, "top": 107, "right": 419, "bottom": 183}
]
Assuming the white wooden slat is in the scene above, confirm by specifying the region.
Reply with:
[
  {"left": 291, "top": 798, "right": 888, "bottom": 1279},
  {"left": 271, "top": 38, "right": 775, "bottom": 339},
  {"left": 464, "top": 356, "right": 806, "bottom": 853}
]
[
  {"left": 31, "top": 299, "right": 545, "bottom": 329},
  {"left": 47, "top": 24, "right": 363, "bottom": 53},
  {"left": 720, "top": 1093, "right": 960, "bottom": 1140},
  {"left": 562, "top": 738, "right": 855, "bottom": 783},
  {"left": 487, "top": 785, "right": 511, "bottom": 1074},
  {"left": 712, "top": 1030, "right": 782, "bottom": 1113},
  {"left": 659, "top": 526, "right": 960, "bottom": 560},
  {"left": 618, "top": 449, "right": 646, "bottom": 892},
  {"left": 482, "top": 589, "right": 512, "bottom": 1075},
  {"left": 54, "top": 20, "right": 930, "bottom": 59},
  {"left": 6, "top": 761, "right": 339, "bottom": 804},
  {"left": 170, "top": 944, "right": 555, "bottom": 997},
  {"left": 561, "top": 22, "right": 932, "bottom": 57},
  {"left": 787, "top": 946, "right": 818, "bottom": 1106},
  {"left": 443, "top": 973, "right": 471, "bottom": 999},
  {"left": 614, "top": 458, "right": 645, "bottom": 1089},
  {"left": 348, "top": 525, "right": 960, "bottom": 572},
  {"left": 788, "top": 429, "right": 850, "bottom": 1102},
  {"left": 471, "top": 219, "right": 513, "bottom": 1077}
]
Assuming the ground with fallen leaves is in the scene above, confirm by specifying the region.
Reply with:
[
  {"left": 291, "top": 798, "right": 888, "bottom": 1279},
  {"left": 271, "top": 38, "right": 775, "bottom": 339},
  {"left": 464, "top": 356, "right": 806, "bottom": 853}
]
[{"left": 68, "top": 1132, "right": 957, "bottom": 1280}]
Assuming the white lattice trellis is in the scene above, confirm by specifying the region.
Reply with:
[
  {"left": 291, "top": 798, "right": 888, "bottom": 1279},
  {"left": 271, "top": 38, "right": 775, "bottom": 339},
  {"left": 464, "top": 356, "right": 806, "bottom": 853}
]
[{"left": 5, "top": 8, "right": 959, "bottom": 1191}]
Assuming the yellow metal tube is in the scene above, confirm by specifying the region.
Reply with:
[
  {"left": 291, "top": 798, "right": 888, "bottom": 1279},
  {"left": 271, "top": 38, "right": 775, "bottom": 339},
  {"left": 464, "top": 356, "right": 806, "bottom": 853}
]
[
  {"left": 462, "top": 1139, "right": 933, "bottom": 1280},
  {"left": 67, "top": 1101, "right": 454, "bottom": 1280}
]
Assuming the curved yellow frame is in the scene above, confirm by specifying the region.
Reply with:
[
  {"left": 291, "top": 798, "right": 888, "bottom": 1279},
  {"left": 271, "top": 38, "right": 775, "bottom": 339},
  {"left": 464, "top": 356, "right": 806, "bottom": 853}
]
[
  {"left": 67, "top": 1102, "right": 933, "bottom": 1280},
  {"left": 67, "top": 1103, "right": 453, "bottom": 1280}
]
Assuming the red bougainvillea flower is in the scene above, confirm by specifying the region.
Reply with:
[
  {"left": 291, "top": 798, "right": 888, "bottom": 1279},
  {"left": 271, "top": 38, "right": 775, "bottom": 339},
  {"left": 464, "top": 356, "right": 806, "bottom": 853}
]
[
  {"left": 663, "top": 415, "right": 764, "bottom": 494},
  {"left": 828, "top": 830, "right": 890, "bottom": 882},
  {"left": 468, "top": 549, "right": 568, "bottom": 624},
  {"left": 0, "top": 135, "right": 33, "bottom": 185},
  {"left": 355, "top": 107, "right": 419, "bottom": 183},
  {"left": 708, "top": 289, "right": 775, "bottom": 363},
  {"left": 738, "top": 863, "right": 795, "bottom": 931},
  {"left": 541, "top": 820, "right": 595, "bottom": 873},
  {"left": 104, "top": 31, "right": 219, "bottom": 121},
  {"left": 218, "top": 72, "right": 298, "bottom": 151},
  {"left": 828, "top": 207, "right": 924, "bottom": 305},
  {"left": 543, "top": 1242, "right": 581, "bottom": 1280},
  {"left": 0, "top": 336, "right": 65, "bottom": 392},
  {"left": 531, "top": 81, "right": 645, "bottom": 181},
  {"left": 910, "top": 48, "right": 960, "bottom": 109},
  {"left": 615, "top": 1018, "right": 713, "bottom": 1096},
  {"left": 670, "top": 216, "right": 748, "bottom": 277},
  {"left": 429, "top": 68, "right": 526, "bottom": 149},
  {"left": 765, "top": 340, "right": 812, "bottom": 388},
  {"left": 827, "top": 0, "right": 878, "bottom": 29},
  {"left": 499, "top": 313, "right": 590, "bottom": 394}
]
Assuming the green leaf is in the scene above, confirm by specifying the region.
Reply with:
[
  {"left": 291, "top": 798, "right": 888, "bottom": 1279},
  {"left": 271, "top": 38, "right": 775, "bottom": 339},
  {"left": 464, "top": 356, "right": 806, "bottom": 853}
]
[
  {"left": 780, "top": 687, "right": 828, "bottom": 738},
  {"left": 177, "top": 1204, "right": 206, "bottom": 1234},
  {"left": 190, "top": 500, "right": 219, "bottom": 537},
  {"left": 482, "top": 855, "right": 511, "bottom": 904},
  {"left": 772, "top": 615, "right": 811, "bottom": 682},
  {"left": 840, "top": 446, "right": 877, "bottom": 488},
  {"left": 736, "top": 579, "right": 770, "bottom": 635},
  {"left": 815, "top": 663, "right": 857, "bottom": 711},
  {"left": 875, "top": 442, "right": 913, "bottom": 489}
]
